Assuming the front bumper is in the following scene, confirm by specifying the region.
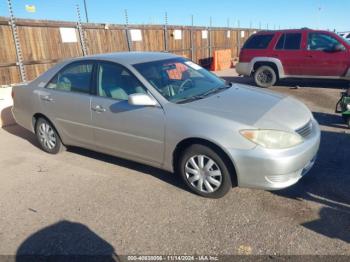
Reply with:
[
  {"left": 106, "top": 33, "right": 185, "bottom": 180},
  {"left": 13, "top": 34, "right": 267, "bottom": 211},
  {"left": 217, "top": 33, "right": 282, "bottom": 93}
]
[{"left": 228, "top": 119, "right": 321, "bottom": 190}]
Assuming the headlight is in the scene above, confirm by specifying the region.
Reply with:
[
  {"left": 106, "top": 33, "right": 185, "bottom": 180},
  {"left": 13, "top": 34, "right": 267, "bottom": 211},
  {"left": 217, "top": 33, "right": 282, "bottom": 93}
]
[
  {"left": 347, "top": 104, "right": 350, "bottom": 110},
  {"left": 240, "top": 129, "right": 303, "bottom": 149}
]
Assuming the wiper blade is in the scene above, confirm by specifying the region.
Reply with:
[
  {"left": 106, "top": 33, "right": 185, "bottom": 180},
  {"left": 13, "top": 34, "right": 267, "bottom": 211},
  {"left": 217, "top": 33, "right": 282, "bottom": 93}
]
[
  {"left": 200, "top": 84, "right": 231, "bottom": 97},
  {"left": 175, "top": 95, "right": 205, "bottom": 104},
  {"left": 175, "top": 84, "right": 232, "bottom": 104}
]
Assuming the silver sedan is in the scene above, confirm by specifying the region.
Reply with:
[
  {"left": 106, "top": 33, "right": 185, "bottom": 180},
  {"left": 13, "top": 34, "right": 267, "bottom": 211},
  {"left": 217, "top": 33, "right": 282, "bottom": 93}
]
[{"left": 12, "top": 52, "right": 320, "bottom": 198}]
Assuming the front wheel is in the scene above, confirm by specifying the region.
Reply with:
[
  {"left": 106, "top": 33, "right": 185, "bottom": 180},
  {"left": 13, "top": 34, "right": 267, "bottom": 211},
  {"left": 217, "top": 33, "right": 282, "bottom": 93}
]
[
  {"left": 254, "top": 65, "right": 277, "bottom": 88},
  {"left": 346, "top": 116, "right": 350, "bottom": 129},
  {"left": 35, "top": 118, "right": 65, "bottom": 154},
  {"left": 178, "top": 144, "right": 232, "bottom": 198}
]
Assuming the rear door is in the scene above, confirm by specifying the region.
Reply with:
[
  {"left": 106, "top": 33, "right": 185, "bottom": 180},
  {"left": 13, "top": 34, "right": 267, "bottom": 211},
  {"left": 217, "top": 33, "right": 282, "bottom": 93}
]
[
  {"left": 272, "top": 32, "right": 304, "bottom": 75},
  {"left": 37, "top": 61, "right": 95, "bottom": 147},
  {"left": 303, "top": 32, "right": 349, "bottom": 76},
  {"left": 90, "top": 61, "right": 166, "bottom": 165}
]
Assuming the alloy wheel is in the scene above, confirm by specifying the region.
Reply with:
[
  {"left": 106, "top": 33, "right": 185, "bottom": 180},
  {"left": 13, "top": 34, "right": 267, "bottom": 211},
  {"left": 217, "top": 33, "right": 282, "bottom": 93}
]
[{"left": 257, "top": 69, "right": 273, "bottom": 84}]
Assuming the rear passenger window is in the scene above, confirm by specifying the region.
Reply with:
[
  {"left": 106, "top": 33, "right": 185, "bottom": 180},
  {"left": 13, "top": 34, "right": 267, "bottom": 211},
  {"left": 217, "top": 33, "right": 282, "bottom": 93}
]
[
  {"left": 243, "top": 34, "right": 274, "bottom": 49},
  {"left": 275, "top": 33, "right": 302, "bottom": 50},
  {"left": 47, "top": 62, "right": 93, "bottom": 94}
]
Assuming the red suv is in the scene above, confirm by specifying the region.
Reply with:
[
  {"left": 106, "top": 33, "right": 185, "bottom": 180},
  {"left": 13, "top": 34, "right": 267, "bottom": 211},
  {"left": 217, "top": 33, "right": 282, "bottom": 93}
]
[{"left": 236, "top": 28, "right": 350, "bottom": 87}]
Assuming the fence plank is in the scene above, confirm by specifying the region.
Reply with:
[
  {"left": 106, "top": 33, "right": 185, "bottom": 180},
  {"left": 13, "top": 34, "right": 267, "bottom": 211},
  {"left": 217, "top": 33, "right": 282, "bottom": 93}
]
[{"left": 0, "top": 17, "right": 256, "bottom": 85}]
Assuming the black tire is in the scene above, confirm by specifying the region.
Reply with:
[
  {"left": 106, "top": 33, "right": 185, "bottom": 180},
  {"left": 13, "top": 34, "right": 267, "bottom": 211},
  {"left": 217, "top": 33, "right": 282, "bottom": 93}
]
[
  {"left": 35, "top": 118, "right": 65, "bottom": 154},
  {"left": 254, "top": 65, "right": 277, "bottom": 88},
  {"left": 346, "top": 117, "right": 350, "bottom": 129},
  {"left": 178, "top": 144, "right": 232, "bottom": 198}
]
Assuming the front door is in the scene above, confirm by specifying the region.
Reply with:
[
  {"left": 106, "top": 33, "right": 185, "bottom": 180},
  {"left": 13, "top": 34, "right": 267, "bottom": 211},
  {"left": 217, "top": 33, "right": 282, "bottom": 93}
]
[
  {"left": 303, "top": 32, "right": 349, "bottom": 76},
  {"left": 91, "top": 62, "right": 166, "bottom": 165}
]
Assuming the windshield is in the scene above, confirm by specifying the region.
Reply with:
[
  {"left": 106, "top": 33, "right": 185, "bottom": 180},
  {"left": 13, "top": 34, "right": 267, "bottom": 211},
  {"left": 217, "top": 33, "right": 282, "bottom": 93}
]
[{"left": 133, "top": 58, "right": 226, "bottom": 103}]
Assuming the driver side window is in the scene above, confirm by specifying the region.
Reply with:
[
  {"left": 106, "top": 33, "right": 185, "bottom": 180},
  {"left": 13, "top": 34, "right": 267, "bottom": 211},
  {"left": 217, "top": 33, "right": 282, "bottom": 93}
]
[
  {"left": 308, "top": 33, "right": 344, "bottom": 51},
  {"left": 97, "top": 62, "right": 146, "bottom": 100}
]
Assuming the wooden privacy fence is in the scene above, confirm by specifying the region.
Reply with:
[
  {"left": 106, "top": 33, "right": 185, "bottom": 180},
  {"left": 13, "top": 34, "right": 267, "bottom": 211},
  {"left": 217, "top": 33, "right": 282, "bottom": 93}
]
[{"left": 0, "top": 16, "right": 257, "bottom": 85}]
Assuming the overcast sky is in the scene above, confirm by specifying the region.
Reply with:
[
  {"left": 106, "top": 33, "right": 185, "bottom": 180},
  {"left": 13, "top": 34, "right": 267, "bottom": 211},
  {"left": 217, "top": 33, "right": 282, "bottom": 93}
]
[{"left": 0, "top": 0, "right": 348, "bottom": 31}]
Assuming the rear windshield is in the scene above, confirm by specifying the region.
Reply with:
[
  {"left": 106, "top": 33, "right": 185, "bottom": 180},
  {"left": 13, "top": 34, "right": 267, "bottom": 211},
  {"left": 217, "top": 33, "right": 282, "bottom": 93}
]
[{"left": 243, "top": 34, "right": 274, "bottom": 49}]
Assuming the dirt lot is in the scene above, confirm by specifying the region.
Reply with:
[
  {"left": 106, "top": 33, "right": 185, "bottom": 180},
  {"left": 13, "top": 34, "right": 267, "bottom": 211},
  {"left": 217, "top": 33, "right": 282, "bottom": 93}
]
[{"left": 0, "top": 69, "right": 349, "bottom": 257}]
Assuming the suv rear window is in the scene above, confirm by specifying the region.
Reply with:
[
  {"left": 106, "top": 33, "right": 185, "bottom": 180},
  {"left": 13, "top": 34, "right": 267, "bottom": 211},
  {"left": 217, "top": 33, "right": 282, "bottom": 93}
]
[
  {"left": 243, "top": 34, "right": 274, "bottom": 49},
  {"left": 276, "top": 33, "right": 302, "bottom": 50}
]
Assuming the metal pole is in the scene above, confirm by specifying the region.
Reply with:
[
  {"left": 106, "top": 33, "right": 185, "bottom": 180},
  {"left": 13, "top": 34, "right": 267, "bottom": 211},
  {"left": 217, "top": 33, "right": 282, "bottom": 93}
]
[
  {"left": 190, "top": 15, "right": 194, "bottom": 61},
  {"left": 164, "top": 12, "right": 168, "bottom": 52},
  {"left": 237, "top": 20, "right": 241, "bottom": 55},
  {"left": 7, "top": 0, "right": 26, "bottom": 82},
  {"left": 124, "top": 9, "right": 131, "bottom": 51},
  {"left": 76, "top": 4, "right": 88, "bottom": 56},
  {"left": 83, "top": 0, "right": 89, "bottom": 23},
  {"left": 208, "top": 17, "right": 212, "bottom": 67},
  {"left": 249, "top": 21, "right": 252, "bottom": 37},
  {"left": 226, "top": 18, "right": 230, "bottom": 49}
]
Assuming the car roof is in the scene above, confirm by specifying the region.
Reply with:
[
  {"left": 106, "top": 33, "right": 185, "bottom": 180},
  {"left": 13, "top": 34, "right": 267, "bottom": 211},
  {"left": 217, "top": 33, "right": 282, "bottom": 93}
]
[{"left": 69, "top": 51, "right": 180, "bottom": 65}]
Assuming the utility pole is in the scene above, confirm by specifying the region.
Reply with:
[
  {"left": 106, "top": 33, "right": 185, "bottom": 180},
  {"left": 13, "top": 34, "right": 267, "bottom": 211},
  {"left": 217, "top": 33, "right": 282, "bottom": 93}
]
[{"left": 83, "top": 0, "right": 89, "bottom": 23}]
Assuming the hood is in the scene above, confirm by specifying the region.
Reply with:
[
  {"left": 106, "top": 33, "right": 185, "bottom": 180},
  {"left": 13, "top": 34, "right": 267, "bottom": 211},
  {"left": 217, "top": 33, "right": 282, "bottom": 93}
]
[{"left": 182, "top": 84, "right": 312, "bottom": 131}]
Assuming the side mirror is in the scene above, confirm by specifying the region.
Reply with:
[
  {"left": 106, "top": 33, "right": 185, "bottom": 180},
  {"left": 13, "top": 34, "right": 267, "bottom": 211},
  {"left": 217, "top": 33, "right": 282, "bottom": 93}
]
[
  {"left": 128, "top": 93, "right": 158, "bottom": 107},
  {"left": 333, "top": 44, "right": 344, "bottom": 52}
]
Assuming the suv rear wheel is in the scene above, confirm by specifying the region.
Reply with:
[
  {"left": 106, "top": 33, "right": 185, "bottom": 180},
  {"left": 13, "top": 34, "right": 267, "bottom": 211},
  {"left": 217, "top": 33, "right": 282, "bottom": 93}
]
[{"left": 254, "top": 65, "right": 277, "bottom": 88}]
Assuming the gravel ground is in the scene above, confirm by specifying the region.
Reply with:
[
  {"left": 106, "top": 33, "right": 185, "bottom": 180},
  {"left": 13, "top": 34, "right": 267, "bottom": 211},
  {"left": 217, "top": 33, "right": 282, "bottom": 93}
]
[{"left": 0, "top": 69, "right": 349, "bottom": 258}]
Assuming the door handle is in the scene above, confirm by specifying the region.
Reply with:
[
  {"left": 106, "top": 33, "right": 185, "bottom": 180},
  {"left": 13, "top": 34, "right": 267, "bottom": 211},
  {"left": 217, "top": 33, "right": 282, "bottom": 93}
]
[
  {"left": 92, "top": 105, "right": 106, "bottom": 113},
  {"left": 40, "top": 95, "right": 54, "bottom": 102}
]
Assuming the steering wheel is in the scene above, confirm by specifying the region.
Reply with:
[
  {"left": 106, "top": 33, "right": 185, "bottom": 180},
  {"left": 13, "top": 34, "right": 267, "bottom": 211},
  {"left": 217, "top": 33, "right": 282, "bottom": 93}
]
[{"left": 178, "top": 79, "right": 194, "bottom": 93}]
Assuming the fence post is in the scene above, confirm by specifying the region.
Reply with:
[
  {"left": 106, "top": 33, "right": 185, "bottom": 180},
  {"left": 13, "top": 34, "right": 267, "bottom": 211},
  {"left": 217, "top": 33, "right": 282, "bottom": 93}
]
[
  {"left": 7, "top": 0, "right": 26, "bottom": 82},
  {"left": 226, "top": 18, "right": 230, "bottom": 49},
  {"left": 163, "top": 12, "right": 168, "bottom": 52},
  {"left": 76, "top": 4, "right": 88, "bottom": 56},
  {"left": 124, "top": 9, "right": 131, "bottom": 51},
  {"left": 190, "top": 15, "right": 194, "bottom": 61},
  {"left": 237, "top": 20, "right": 241, "bottom": 56},
  {"left": 208, "top": 17, "right": 212, "bottom": 67}
]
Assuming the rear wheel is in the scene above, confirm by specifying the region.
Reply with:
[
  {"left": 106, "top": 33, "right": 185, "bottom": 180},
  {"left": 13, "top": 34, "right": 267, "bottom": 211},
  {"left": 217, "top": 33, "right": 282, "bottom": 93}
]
[
  {"left": 178, "top": 144, "right": 232, "bottom": 198},
  {"left": 254, "top": 65, "right": 277, "bottom": 88},
  {"left": 35, "top": 118, "right": 65, "bottom": 154}
]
